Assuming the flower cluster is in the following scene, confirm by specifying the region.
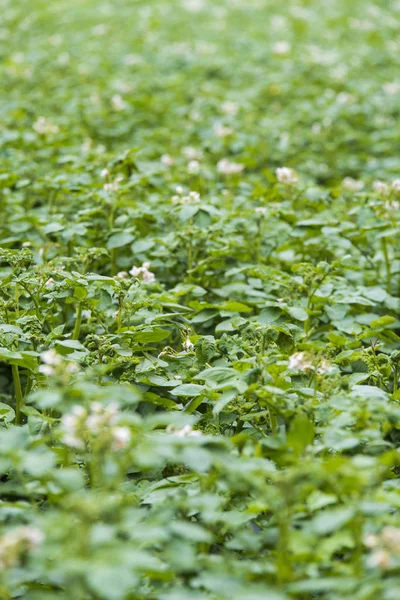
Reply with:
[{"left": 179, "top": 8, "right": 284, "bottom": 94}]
[
  {"left": 217, "top": 158, "right": 244, "bottom": 175},
  {"left": 39, "top": 349, "right": 79, "bottom": 377},
  {"left": 288, "top": 352, "right": 334, "bottom": 374},
  {"left": 166, "top": 424, "right": 202, "bottom": 437},
  {"left": 60, "top": 402, "right": 131, "bottom": 451},
  {"left": 0, "top": 526, "right": 44, "bottom": 571},
  {"left": 365, "top": 527, "right": 400, "bottom": 569},
  {"left": 214, "top": 123, "right": 233, "bottom": 137},
  {"left": 182, "top": 338, "right": 194, "bottom": 351},
  {"left": 111, "top": 94, "right": 126, "bottom": 111},
  {"left": 128, "top": 261, "right": 156, "bottom": 282},
  {"left": 32, "top": 117, "right": 59, "bottom": 135},
  {"left": 172, "top": 188, "right": 201, "bottom": 204},
  {"left": 342, "top": 177, "right": 364, "bottom": 191},
  {"left": 276, "top": 167, "right": 298, "bottom": 184}
]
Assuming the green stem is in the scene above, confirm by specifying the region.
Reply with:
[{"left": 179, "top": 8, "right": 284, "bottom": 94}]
[
  {"left": 72, "top": 303, "right": 83, "bottom": 340},
  {"left": 382, "top": 238, "right": 392, "bottom": 294},
  {"left": 12, "top": 364, "right": 23, "bottom": 425},
  {"left": 268, "top": 406, "right": 278, "bottom": 434}
]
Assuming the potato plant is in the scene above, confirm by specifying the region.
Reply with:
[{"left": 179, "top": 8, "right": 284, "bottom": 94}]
[{"left": 0, "top": 0, "right": 399, "bottom": 599}]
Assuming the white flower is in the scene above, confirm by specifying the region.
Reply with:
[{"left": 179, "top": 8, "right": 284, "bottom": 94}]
[
  {"left": 116, "top": 271, "right": 129, "bottom": 279},
  {"left": 161, "top": 154, "right": 174, "bottom": 166},
  {"left": 41, "top": 349, "right": 62, "bottom": 366},
  {"left": 367, "top": 549, "right": 391, "bottom": 569},
  {"left": 182, "top": 338, "right": 194, "bottom": 351},
  {"left": 111, "top": 94, "right": 126, "bottom": 111},
  {"left": 391, "top": 179, "right": 400, "bottom": 193},
  {"left": 38, "top": 364, "right": 56, "bottom": 376},
  {"left": 288, "top": 352, "right": 313, "bottom": 372},
  {"left": 317, "top": 359, "right": 334, "bottom": 375},
  {"left": 364, "top": 534, "right": 378, "bottom": 548},
  {"left": 255, "top": 207, "right": 267, "bottom": 214},
  {"left": 214, "top": 123, "right": 233, "bottom": 137},
  {"left": 182, "top": 147, "right": 202, "bottom": 160},
  {"left": 32, "top": 117, "right": 59, "bottom": 135},
  {"left": 372, "top": 180, "right": 390, "bottom": 195},
  {"left": 312, "top": 123, "right": 321, "bottom": 135},
  {"left": 103, "top": 178, "right": 120, "bottom": 192},
  {"left": 112, "top": 426, "right": 131, "bottom": 450},
  {"left": 383, "top": 82, "right": 400, "bottom": 96},
  {"left": 221, "top": 101, "right": 239, "bottom": 116},
  {"left": 342, "top": 177, "right": 364, "bottom": 191},
  {"left": 217, "top": 158, "right": 244, "bottom": 175},
  {"left": 129, "top": 262, "right": 156, "bottom": 282},
  {"left": 187, "top": 160, "right": 201, "bottom": 174},
  {"left": 336, "top": 92, "right": 355, "bottom": 105},
  {"left": 45, "top": 277, "right": 55, "bottom": 288},
  {"left": 276, "top": 167, "right": 298, "bottom": 184},
  {"left": 273, "top": 41, "right": 291, "bottom": 55},
  {"left": 166, "top": 424, "right": 202, "bottom": 437},
  {"left": 101, "top": 168, "right": 109, "bottom": 178},
  {"left": 172, "top": 190, "right": 200, "bottom": 204}
]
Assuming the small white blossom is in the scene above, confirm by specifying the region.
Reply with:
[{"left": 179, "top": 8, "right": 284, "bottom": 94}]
[
  {"left": 273, "top": 41, "right": 291, "bottom": 56},
  {"left": 116, "top": 271, "right": 129, "bottom": 279},
  {"left": 41, "top": 349, "right": 62, "bottom": 366},
  {"left": 372, "top": 180, "right": 390, "bottom": 195},
  {"left": 172, "top": 190, "right": 201, "bottom": 204},
  {"left": 217, "top": 158, "right": 244, "bottom": 175},
  {"left": 221, "top": 101, "right": 239, "bottom": 116},
  {"left": 111, "top": 94, "right": 126, "bottom": 111},
  {"left": 38, "top": 364, "right": 56, "bottom": 376},
  {"left": 255, "top": 206, "right": 267, "bottom": 214},
  {"left": 45, "top": 277, "right": 55, "bottom": 288},
  {"left": 276, "top": 167, "right": 298, "bottom": 184},
  {"left": 101, "top": 168, "right": 109, "bottom": 178},
  {"left": 112, "top": 426, "right": 131, "bottom": 450},
  {"left": 182, "top": 147, "right": 202, "bottom": 160},
  {"left": 367, "top": 549, "right": 391, "bottom": 569},
  {"left": 0, "top": 526, "right": 44, "bottom": 570},
  {"left": 317, "top": 359, "right": 334, "bottom": 375},
  {"left": 167, "top": 424, "right": 202, "bottom": 437},
  {"left": 187, "top": 160, "right": 201, "bottom": 174},
  {"left": 391, "top": 179, "right": 400, "bottom": 193},
  {"left": 214, "top": 123, "right": 233, "bottom": 137},
  {"left": 342, "top": 177, "right": 364, "bottom": 191},
  {"left": 129, "top": 262, "right": 156, "bottom": 282},
  {"left": 161, "top": 154, "right": 174, "bottom": 166},
  {"left": 288, "top": 352, "right": 313, "bottom": 372},
  {"left": 383, "top": 82, "right": 400, "bottom": 96},
  {"left": 182, "top": 338, "right": 194, "bottom": 351},
  {"left": 32, "top": 117, "right": 59, "bottom": 135}
]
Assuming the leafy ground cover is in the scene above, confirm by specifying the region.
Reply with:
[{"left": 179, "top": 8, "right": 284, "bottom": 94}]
[{"left": 0, "top": 0, "right": 400, "bottom": 598}]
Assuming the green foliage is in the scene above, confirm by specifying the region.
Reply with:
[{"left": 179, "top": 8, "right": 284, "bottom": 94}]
[{"left": 0, "top": 0, "right": 400, "bottom": 598}]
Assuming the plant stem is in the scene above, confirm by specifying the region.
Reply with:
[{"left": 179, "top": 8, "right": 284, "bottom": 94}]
[
  {"left": 12, "top": 364, "right": 23, "bottom": 425},
  {"left": 382, "top": 238, "right": 392, "bottom": 294},
  {"left": 72, "top": 303, "right": 83, "bottom": 340}
]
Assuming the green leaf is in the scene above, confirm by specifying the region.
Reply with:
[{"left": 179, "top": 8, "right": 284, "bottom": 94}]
[
  {"left": 173, "top": 384, "right": 204, "bottom": 397},
  {"left": 106, "top": 232, "right": 135, "bottom": 249},
  {"left": 286, "top": 306, "right": 308, "bottom": 321}
]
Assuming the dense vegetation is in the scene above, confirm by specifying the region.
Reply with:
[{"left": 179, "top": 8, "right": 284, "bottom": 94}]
[{"left": 0, "top": 0, "right": 400, "bottom": 598}]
